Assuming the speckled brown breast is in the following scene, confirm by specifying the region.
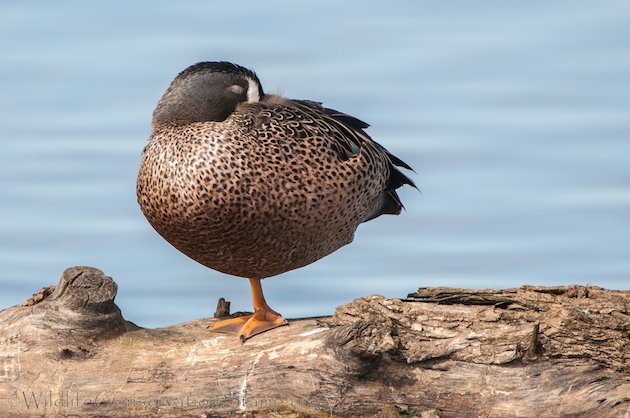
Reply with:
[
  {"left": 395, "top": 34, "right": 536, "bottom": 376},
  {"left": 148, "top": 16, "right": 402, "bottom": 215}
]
[{"left": 137, "top": 101, "right": 389, "bottom": 279}]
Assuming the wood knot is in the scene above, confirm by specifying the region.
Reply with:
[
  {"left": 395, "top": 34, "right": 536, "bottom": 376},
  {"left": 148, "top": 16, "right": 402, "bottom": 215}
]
[
  {"left": 214, "top": 297, "right": 231, "bottom": 317},
  {"left": 326, "top": 320, "right": 397, "bottom": 361},
  {"left": 49, "top": 266, "right": 119, "bottom": 314}
]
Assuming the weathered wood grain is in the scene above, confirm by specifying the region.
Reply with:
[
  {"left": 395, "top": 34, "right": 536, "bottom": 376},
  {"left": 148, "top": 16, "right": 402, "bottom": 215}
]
[{"left": 0, "top": 267, "right": 628, "bottom": 417}]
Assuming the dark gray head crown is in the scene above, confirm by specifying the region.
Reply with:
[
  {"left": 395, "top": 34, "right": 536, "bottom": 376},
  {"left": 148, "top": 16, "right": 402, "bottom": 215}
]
[
  {"left": 175, "top": 61, "right": 265, "bottom": 98},
  {"left": 152, "top": 61, "right": 264, "bottom": 126}
]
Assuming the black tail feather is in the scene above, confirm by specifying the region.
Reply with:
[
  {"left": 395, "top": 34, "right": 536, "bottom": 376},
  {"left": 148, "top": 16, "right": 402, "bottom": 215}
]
[
  {"left": 387, "top": 152, "right": 414, "bottom": 172},
  {"left": 387, "top": 166, "right": 417, "bottom": 191},
  {"left": 364, "top": 190, "right": 404, "bottom": 222}
]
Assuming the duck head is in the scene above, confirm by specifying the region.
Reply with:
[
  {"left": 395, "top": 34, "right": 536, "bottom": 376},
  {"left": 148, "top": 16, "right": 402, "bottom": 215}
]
[{"left": 152, "top": 61, "right": 264, "bottom": 126}]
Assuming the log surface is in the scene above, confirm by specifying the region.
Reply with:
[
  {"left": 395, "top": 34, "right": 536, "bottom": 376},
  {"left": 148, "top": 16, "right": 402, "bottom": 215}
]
[{"left": 0, "top": 266, "right": 628, "bottom": 417}]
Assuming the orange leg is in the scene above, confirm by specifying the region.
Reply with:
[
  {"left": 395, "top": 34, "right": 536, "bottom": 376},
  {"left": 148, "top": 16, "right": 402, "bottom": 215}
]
[{"left": 208, "top": 278, "right": 288, "bottom": 342}]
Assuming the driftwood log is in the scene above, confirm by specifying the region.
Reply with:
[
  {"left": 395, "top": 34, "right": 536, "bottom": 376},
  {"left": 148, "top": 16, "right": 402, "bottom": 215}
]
[{"left": 0, "top": 266, "right": 628, "bottom": 417}]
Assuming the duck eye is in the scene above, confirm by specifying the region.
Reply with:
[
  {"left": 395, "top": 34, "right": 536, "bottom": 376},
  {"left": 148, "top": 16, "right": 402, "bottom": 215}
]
[{"left": 227, "top": 84, "right": 245, "bottom": 95}]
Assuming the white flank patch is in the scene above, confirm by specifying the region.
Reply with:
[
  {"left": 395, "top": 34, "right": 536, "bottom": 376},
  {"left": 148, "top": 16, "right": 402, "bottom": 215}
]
[{"left": 247, "top": 77, "right": 260, "bottom": 103}]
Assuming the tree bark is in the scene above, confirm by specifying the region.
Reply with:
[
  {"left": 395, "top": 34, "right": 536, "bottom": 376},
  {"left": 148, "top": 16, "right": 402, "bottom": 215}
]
[{"left": 0, "top": 266, "right": 628, "bottom": 417}]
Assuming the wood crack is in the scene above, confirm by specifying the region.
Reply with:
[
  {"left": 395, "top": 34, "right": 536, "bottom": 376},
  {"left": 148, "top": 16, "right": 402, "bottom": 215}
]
[{"left": 0, "top": 266, "right": 628, "bottom": 417}]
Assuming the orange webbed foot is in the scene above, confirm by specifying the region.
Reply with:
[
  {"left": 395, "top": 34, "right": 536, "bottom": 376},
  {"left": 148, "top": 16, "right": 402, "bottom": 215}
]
[{"left": 208, "top": 308, "right": 288, "bottom": 342}]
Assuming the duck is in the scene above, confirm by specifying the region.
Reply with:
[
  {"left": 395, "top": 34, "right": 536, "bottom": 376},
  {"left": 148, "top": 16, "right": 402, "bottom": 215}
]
[{"left": 137, "top": 61, "right": 415, "bottom": 341}]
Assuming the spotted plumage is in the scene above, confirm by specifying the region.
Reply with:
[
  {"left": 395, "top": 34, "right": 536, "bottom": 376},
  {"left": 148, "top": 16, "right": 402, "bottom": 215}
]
[{"left": 137, "top": 62, "right": 414, "bottom": 339}]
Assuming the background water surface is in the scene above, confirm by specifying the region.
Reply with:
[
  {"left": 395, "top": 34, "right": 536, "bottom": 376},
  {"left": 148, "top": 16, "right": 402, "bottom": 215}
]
[{"left": 1, "top": 1, "right": 629, "bottom": 327}]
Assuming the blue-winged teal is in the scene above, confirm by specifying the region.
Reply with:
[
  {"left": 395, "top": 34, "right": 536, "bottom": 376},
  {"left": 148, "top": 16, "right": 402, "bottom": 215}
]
[{"left": 137, "top": 62, "right": 415, "bottom": 341}]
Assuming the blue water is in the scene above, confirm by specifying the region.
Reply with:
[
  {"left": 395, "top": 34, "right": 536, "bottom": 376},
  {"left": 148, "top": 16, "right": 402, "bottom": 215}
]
[{"left": 1, "top": 2, "right": 629, "bottom": 327}]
